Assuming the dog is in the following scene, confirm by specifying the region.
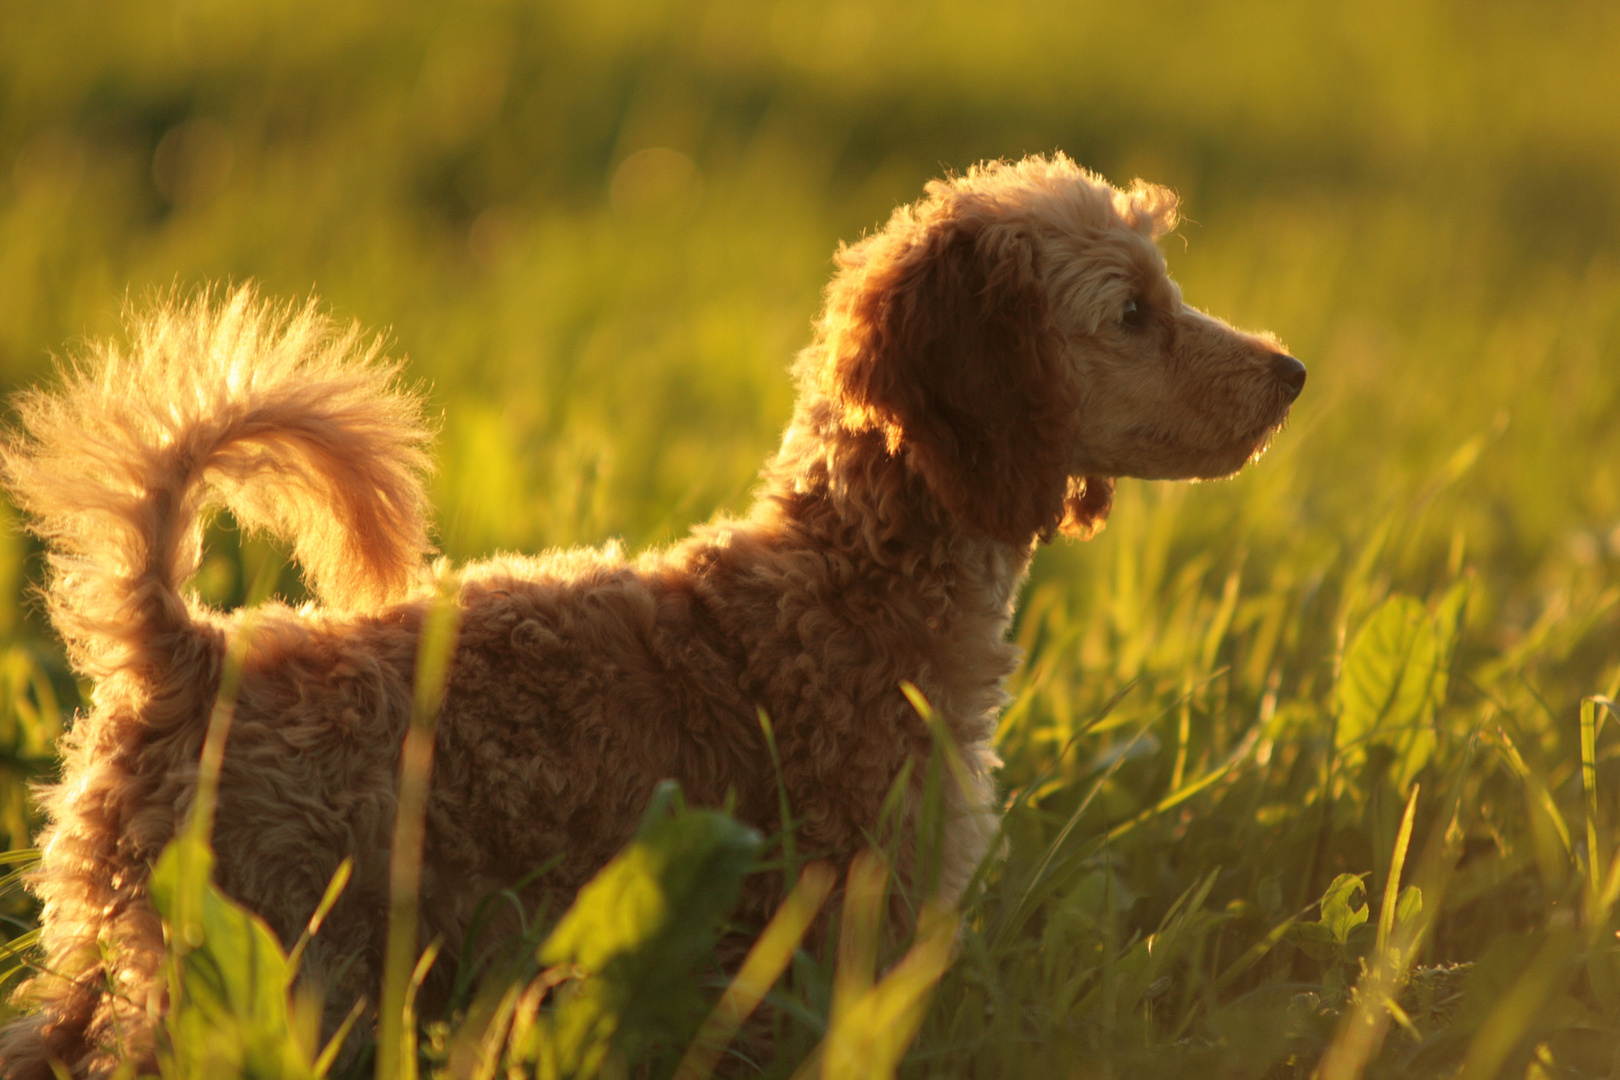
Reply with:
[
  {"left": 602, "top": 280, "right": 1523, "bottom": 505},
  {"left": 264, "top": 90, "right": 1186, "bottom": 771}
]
[{"left": 0, "top": 153, "right": 1302, "bottom": 1077}]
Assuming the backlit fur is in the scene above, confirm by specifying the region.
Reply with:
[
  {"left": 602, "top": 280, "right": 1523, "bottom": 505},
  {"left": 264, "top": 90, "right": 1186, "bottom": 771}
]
[{"left": 0, "top": 153, "right": 1301, "bottom": 1078}]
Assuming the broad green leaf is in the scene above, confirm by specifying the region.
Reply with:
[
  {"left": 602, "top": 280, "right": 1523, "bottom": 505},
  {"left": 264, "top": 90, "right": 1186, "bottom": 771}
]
[
  {"left": 149, "top": 835, "right": 314, "bottom": 1080},
  {"left": 1336, "top": 595, "right": 1436, "bottom": 749},
  {"left": 532, "top": 794, "right": 761, "bottom": 1079},
  {"left": 1335, "top": 590, "right": 1465, "bottom": 789},
  {"left": 1319, "top": 873, "right": 1369, "bottom": 945},
  {"left": 1395, "top": 884, "right": 1423, "bottom": 928},
  {"left": 674, "top": 861, "right": 836, "bottom": 1080}
]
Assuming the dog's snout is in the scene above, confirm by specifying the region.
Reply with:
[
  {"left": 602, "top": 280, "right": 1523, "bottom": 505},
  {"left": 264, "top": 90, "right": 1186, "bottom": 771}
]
[{"left": 1269, "top": 353, "right": 1307, "bottom": 400}]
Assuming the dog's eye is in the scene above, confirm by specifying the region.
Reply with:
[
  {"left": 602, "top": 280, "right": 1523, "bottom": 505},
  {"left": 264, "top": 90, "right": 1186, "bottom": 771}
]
[{"left": 1121, "top": 298, "right": 1149, "bottom": 329}]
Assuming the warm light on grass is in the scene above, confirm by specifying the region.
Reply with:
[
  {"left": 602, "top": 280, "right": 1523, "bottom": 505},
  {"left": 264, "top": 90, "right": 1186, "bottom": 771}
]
[{"left": 3, "top": 2, "right": 1620, "bottom": 1075}]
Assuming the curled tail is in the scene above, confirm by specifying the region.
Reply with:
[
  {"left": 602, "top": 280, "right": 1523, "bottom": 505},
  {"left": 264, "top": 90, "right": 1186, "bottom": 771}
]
[
  {"left": 4, "top": 284, "right": 434, "bottom": 679},
  {"left": 0, "top": 286, "right": 434, "bottom": 1077}
]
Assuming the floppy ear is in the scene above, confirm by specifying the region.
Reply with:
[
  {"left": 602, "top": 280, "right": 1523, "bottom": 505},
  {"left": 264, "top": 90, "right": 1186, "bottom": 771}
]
[{"left": 826, "top": 212, "right": 1090, "bottom": 543}]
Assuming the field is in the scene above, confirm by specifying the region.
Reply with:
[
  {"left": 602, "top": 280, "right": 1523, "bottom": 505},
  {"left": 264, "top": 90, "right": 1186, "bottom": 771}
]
[{"left": 3, "top": 1, "right": 1620, "bottom": 1076}]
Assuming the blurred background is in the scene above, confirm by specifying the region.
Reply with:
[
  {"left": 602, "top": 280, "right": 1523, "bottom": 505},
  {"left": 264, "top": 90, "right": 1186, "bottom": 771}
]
[
  {"left": 3, "top": 0, "right": 1617, "bottom": 566},
  {"left": 4, "top": 3, "right": 1620, "bottom": 1072}
]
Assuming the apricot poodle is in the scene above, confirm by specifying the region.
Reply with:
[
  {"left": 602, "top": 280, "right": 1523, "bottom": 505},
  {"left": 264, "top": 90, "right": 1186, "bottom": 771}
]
[{"left": 0, "top": 153, "right": 1302, "bottom": 1077}]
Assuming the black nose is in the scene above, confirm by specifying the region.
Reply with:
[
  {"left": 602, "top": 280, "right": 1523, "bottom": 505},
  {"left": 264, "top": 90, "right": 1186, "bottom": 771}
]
[{"left": 1269, "top": 353, "right": 1306, "bottom": 400}]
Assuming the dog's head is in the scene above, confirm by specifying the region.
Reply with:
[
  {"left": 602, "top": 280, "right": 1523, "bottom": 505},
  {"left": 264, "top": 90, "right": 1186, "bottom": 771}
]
[{"left": 812, "top": 153, "right": 1303, "bottom": 545}]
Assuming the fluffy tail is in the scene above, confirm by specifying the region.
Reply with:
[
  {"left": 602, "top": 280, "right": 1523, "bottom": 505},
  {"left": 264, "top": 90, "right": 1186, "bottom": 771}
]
[
  {"left": 0, "top": 286, "right": 434, "bottom": 1077},
  {"left": 4, "top": 285, "right": 434, "bottom": 676}
]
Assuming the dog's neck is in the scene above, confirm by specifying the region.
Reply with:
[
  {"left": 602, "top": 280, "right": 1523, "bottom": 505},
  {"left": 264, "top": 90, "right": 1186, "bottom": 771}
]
[{"left": 744, "top": 396, "right": 1035, "bottom": 619}]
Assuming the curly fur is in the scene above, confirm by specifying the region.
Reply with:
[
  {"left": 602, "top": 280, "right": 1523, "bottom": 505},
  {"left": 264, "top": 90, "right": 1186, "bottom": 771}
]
[{"left": 0, "top": 153, "right": 1302, "bottom": 1078}]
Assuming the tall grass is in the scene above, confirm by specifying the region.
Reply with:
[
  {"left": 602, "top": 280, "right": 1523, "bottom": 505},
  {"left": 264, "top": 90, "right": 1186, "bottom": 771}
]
[{"left": 2, "top": 1, "right": 1619, "bottom": 1075}]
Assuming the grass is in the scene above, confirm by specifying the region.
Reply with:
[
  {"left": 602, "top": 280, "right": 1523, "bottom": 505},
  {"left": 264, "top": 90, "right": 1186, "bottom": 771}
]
[{"left": 3, "top": 1, "right": 1620, "bottom": 1076}]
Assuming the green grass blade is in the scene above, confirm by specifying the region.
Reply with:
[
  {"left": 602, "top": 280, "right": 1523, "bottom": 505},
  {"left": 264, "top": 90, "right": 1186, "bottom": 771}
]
[
  {"left": 378, "top": 585, "right": 462, "bottom": 1080},
  {"left": 674, "top": 861, "right": 836, "bottom": 1080},
  {"left": 1376, "top": 783, "right": 1420, "bottom": 956},
  {"left": 285, "top": 857, "right": 352, "bottom": 984}
]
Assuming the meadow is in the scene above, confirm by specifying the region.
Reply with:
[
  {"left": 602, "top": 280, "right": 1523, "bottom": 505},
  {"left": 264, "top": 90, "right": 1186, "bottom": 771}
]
[{"left": 2, "top": 1, "right": 1620, "bottom": 1076}]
